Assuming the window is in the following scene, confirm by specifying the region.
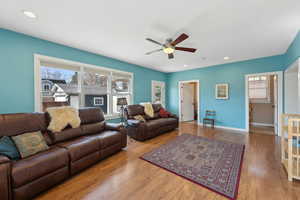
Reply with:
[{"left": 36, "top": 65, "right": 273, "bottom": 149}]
[
  {"left": 248, "top": 75, "right": 270, "bottom": 103},
  {"left": 82, "top": 68, "right": 109, "bottom": 113},
  {"left": 112, "top": 72, "right": 132, "bottom": 114},
  {"left": 40, "top": 65, "right": 80, "bottom": 111},
  {"left": 94, "top": 97, "right": 104, "bottom": 106},
  {"left": 36, "top": 55, "right": 133, "bottom": 118},
  {"left": 113, "top": 95, "right": 130, "bottom": 113},
  {"left": 151, "top": 81, "right": 165, "bottom": 106}
]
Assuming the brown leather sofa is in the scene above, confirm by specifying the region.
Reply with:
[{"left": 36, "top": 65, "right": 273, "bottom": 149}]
[
  {"left": 0, "top": 108, "right": 127, "bottom": 200},
  {"left": 125, "top": 104, "right": 178, "bottom": 141}
]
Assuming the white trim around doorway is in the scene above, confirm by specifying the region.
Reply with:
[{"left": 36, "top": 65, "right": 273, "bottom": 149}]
[
  {"left": 245, "top": 71, "right": 283, "bottom": 135},
  {"left": 178, "top": 80, "right": 200, "bottom": 124}
]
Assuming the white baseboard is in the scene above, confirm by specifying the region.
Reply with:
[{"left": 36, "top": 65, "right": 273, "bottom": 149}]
[
  {"left": 251, "top": 122, "right": 274, "bottom": 127},
  {"left": 198, "top": 122, "right": 248, "bottom": 132}
]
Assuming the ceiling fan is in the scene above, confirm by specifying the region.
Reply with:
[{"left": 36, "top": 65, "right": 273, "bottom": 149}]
[{"left": 145, "top": 33, "right": 197, "bottom": 59}]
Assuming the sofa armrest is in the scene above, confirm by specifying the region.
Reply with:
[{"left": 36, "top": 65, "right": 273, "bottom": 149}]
[
  {"left": 127, "top": 119, "right": 143, "bottom": 127},
  {"left": 0, "top": 156, "right": 11, "bottom": 200},
  {"left": 105, "top": 123, "right": 123, "bottom": 131},
  {"left": 0, "top": 155, "right": 10, "bottom": 164},
  {"left": 126, "top": 120, "right": 148, "bottom": 141},
  {"left": 169, "top": 113, "right": 178, "bottom": 119},
  {"left": 105, "top": 123, "right": 127, "bottom": 148}
]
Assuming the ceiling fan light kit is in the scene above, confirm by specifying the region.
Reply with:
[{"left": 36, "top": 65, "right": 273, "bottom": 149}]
[
  {"left": 145, "top": 33, "right": 197, "bottom": 59},
  {"left": 163, "top": 47, "right": 175, "bottom": 54}
]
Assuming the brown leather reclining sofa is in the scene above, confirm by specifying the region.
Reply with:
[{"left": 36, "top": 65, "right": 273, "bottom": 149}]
[
  {"left": 0, "top": 108, "right": 127, "bottom": 200},
  {"left": 125, "top": 104, "right": 178, "bottom": 141}
]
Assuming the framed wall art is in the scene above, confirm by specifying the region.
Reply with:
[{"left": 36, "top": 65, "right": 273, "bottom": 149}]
[{"left": 215, "top": 83, "right": 229, "bottom": 99}]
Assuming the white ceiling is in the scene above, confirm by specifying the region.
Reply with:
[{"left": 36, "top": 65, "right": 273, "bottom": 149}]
[{"left": 1, "top": 0, "right": 300, "bottom": 72}]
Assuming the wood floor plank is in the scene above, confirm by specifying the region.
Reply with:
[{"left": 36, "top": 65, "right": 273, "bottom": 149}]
[{"left": 35, "top": 122, "right": 300, "bottom": 200}]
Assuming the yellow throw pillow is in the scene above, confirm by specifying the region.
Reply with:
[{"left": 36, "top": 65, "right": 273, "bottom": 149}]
[
  {"left": 144, "top": 103, "right": 154, "bottom": 118},
  {"left": 12, "top": 131, "right": 49, "bottom": 158},
  {"left": 134, "top": 115, "right": 146, "bottom": 122},
  {"left": 47, "top": 106, "right": 81, "bottom": 132}
]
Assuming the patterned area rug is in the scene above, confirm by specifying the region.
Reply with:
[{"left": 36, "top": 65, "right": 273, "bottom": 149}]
[{"left": 141, "top": 134, "right": 245, "bottom": 200}]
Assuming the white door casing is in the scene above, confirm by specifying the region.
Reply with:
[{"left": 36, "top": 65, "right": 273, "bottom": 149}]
[{"left": 273, "top": 75, "right": 278, "bottom": 134}]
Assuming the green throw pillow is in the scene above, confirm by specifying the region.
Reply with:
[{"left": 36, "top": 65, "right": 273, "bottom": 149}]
[
  {"left": 12, "top": 131, "right": 49, "bottom": 158},
  {"left": 0, "top": 136, "right": 20, "bottom": 160}
]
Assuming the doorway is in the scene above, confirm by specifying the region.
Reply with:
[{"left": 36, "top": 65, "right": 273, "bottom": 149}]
[
  {"left": 179, "top": 80, "right": 199, "bottom": 123},
  {"left": 245, "top": 72, "right": 283, "bottom": 135}
]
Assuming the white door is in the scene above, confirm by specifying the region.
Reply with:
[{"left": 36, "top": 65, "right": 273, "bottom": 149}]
[
  {"left": 180, "top": 83, "right": 194, "bottom": 121},
  {"left": 152, "top": 81, "right": 166, "bottom": 107},
  {"left": 274, "top": 76, "right": 278, "bottom": 135}
]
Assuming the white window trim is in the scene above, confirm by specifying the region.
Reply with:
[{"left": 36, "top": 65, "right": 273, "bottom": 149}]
[{"left": 34, "top": 54, "right": 134, "bottom": 119}]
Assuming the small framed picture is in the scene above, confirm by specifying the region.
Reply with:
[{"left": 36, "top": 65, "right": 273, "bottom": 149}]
[{"left": 215, "top": 84, "right": 229, "bottom": 99}]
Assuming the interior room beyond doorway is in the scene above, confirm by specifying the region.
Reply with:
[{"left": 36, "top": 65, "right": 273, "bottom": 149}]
[{"left": 179, "top": 81, "right": 199, "bottom": 123}]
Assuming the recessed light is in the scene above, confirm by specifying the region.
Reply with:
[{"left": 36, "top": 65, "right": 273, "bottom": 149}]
[
  {"left": 23, "top": 10, "right": 37, "bottom": 19},
  {"left": 224, "top": 56, "right": 230, "bottom": 60}
]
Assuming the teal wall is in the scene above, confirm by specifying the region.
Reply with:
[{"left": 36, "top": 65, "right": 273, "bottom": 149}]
[
  {"left": 285, "top": 30, "right": 300, "bottom": 68},
  {"left": 0, "top": 29, "right": 166, "bottom": 114},
  {"left": 166, "top": 29, "right": 300, "bottom": 130},
  {"left": 166, "top": 55, "right": 286, "bottom": 129},
  {"left": 1, "top": 28, "right": 300, "bottom": 129}
]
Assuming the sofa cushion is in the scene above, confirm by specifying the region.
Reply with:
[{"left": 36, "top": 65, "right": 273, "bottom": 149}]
[
  {"left": 150, "top": 112, "right": 160, "bottom": 120},
  {"left": 126, "top": 105, "right": 145, "bottom": 117},
  {"left": 0, "top": 113, "right": 47, "bottom": 137},
  {"left": 57, "top": 136, "right": 99, "bottom": 162},
  {"left": 12, "top": 131, "right": 50, "bottom": 158},
  {"left": 159, "top": 108, "right": 171, "bottom": 118},
  {"left": 152, "top": 104, "right": 162, "bottom": 112},
  {"left": 101, "top": 131, "right": 122, "bottom": 148},
  {"left": 79, "top": 108, "right": 104, "bottom": 124},
  {"left": 50, "top": 127, "right": 83, "bottom": 143},
  {"left": 81, "top": 121, "right": 106, "bottom": 135},
  {"left": 0, "top": 136, "right": 20, "bottom": 160},
  {"left": 91, "top": 131, "right": 122, "bottom": 149},
  {"left": 12, "top": 146, "right": 68, "bottom": 188},
  {"left": 146, "top": 118, "right": 178, "bottom": 130}
]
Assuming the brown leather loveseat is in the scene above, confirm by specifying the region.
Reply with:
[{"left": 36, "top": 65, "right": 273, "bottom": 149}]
[
  {"left": 0, "top": 108, "right": 127, "bottom": 200},
  {"left": 125, "top": 104, "right": 178, "bottom": 141}
]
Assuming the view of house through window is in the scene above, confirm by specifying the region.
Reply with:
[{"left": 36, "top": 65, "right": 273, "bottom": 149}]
[
  {"left": 111, "top": 75, "right": 131, "bottom": 113},
  {"left": 41, "top": 66, "right": 80, "bottom": 110},
  {"left": 39, "top": 60, "right": 133, "bottom": 117}
]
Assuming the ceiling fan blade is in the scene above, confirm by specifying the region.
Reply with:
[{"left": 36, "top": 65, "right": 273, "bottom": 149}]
[
  {"left": 175, "top": 47, "right": 197, "bottom": 53},
  {"left": 168, "top": 53, "right": 174, "bottom": 59},
  {"left": 146, "top": 38, "right": 164, "bottom": 46},
  {"left": 145, "top": 49, "right": 163, "bottom": 55},
  {"left": 171, "top": 33, "right": 189, "bottom": 46}
]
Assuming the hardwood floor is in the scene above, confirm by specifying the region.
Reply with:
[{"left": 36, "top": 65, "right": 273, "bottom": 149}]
[
  {"left": 36, "top": 122, "right": 300, "bottom": 200},
  {"left": 250, "top": 125, "right": 275, "bottom": 135}
]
